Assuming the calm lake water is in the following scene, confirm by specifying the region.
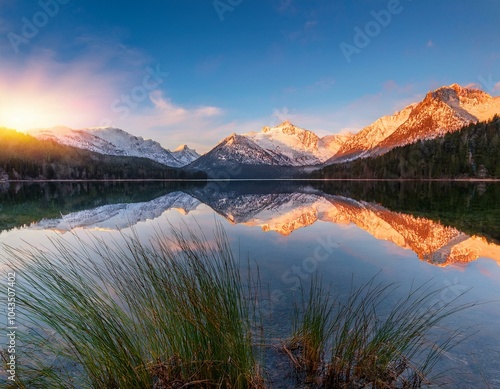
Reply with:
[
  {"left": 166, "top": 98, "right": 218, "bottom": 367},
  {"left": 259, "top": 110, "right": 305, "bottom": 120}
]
[{"left": 1, "top": 180, "right": 499, "bottom": 388}]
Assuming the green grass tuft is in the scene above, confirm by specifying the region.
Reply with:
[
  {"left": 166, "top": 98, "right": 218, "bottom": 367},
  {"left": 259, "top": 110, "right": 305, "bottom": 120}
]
[
  {"left": 2, "top": 222, "right": 264, "bottom": 388},
  {"left": 1, "top": 224, "right": 477, "bottom": 389},
  {"left": 284, "top": 275, "right": 476, "bottom": 388}
]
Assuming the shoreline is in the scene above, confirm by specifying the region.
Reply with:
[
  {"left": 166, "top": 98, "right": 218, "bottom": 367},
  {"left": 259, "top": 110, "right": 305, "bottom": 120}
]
[{"left": 1, "top": 178, "right": 500, "bottom": 183}]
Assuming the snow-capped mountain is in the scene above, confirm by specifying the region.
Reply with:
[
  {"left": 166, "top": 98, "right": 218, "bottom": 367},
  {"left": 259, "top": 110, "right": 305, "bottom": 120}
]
[
  {"left": 188, "top": 132, "right": 295, "bottom": 177},
  {"left": 189, "top": 122, "right": 351, "bottom": 175},
  {"left": 245, "top": 121, "right": 348, "bottom": 166},
  {"left": 334, "top": 104, "right": 417, "bottom": 160},
  {"left": 171, "top": 144, "right": 200, "bottom": 166},
  {"left": 28, "top": 126, "right": 199, "bottom": 168},
  {"left": 332, "top": 84, "right": 500, "bottom": 161},
  {"left": 373, "top": 84, "right": 497, "bottom": 153},
  {"left": 192, "top": 84, "right": 500, "bottom": 173}
]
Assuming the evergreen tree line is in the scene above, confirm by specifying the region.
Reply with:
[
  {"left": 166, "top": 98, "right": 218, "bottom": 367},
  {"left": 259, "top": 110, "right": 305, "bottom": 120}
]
[
  {"left": 0, "top": 128, "right": 207, "bottom": 180},
  {"left": 313, "top": 116, "right": 500, "bottom": 179}
]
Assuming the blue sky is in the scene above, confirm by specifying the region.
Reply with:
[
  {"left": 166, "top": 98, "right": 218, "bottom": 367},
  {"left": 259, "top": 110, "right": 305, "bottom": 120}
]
[{"left": 1, "top": 0, "right": 499, "bottom": 152}]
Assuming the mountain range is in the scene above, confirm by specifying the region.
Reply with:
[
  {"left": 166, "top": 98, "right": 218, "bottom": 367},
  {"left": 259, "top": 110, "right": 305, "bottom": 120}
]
[
  {"left": 25, "top": 84, "right": 500, "bottom": 175},
  {"left": 29, "top": 126, "right": 200, "bottom": 168},
  {"left": 191, "top": 84, "right": 500, "bottom": 173}
]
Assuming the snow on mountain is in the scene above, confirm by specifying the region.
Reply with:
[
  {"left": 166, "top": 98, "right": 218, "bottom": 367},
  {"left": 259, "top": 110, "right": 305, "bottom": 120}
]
[
  {"left": 189, "top": 132, "right": 294, "bottom": 171},
  {"left": 373, "top": 84, "right": 485, "bottom": 152},
  {"left": 24, "top": 83, "right": 500, "bottom": 171},
  {"left": 334, "top": 104, "right": 416, "bottom": 160},
  {"left": 332, "top": 84, "right": 500, "bottom": 161},
  {"left": 192, "top": 122, "right": 351, "bottom": 172},
  {"left": 171, "top": 145, "right": 200, "bottom": 166},
  {"left": 28, "top": 126, "right": 197, "bottom": 167},
  {"left": 321, "top": 132, "right": 354, "bottom": 155},
  {"left": 245, "top": 121, "right": 337, "bottom": 165}
]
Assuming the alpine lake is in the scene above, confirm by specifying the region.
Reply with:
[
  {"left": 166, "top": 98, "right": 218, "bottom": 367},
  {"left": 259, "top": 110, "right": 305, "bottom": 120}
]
[{"left": 1, "top": 179, "right": 499, "bottom": 388}]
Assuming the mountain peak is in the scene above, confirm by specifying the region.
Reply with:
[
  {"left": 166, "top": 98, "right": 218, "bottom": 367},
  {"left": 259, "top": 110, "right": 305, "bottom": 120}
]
[
  {"left": 262, "top": 120, "right": 301, "bottom": 134},
  {"left": 171, "top": 144, "right": 200, "bottom": 165},
  {"left": 277, "top": 120, "right": 294, "bottom": 127},
  {"left": 430, "top": 83, "right": 492, "bottom": 103},
  {"left": 227, "top": 132, "right": 238, "bottom": 140},
  {"left": 174, "top": 144, "right": 189, "bottom": 152}
]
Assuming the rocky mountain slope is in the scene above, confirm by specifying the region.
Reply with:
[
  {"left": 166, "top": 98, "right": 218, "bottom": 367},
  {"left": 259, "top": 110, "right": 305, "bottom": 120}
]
[
  {"left": 332, "top": 84, "right": 500, "bottom": 161},
  {"left": 334, "top": 104, "right": 417, "bottom": 161}
]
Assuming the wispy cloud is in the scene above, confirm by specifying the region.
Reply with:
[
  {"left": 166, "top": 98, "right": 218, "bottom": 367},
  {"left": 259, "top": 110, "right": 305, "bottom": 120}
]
[
  {"left": 426, "top": 40, "right": 434, "bottom": 48},
  {"left": 140, "top": 90, "right": 223, "bottom": 125},
  {"left": 148, "top": 91, "right": 189, "bottom": 120},
  {"left": 314, "top": 76, "right": 336, "bottom": 89},
  {"left": 0, "top": 43, "right": 227, "bottom": 153},
  {"left": 271, "top": 107, "right": 298, "bottom": 124},
  {"left": 224, "top": 81, "right": 421, "bottom": 141},
  {"left": 118, "top": 90, "right": 226, "bottom": 152},
  {"left": 295, "top": 81, "right": 421, "bottom": 135}
]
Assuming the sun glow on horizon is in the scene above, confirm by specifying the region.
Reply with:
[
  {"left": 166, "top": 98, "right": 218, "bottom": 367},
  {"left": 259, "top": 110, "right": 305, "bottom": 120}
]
[
  {"left": 0, "top": 103, "right": 62, "bottom": 132},
  {"left": 0, "top": 56, "right": 123, "bottom": 133}
]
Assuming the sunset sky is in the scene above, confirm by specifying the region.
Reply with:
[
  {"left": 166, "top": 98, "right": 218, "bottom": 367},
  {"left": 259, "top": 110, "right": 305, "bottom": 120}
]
[{"left": 1, "top": 0, "right": 499, "bottom": 152}]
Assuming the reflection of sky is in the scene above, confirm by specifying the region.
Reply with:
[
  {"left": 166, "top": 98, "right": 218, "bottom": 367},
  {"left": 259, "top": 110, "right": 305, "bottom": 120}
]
[{"left": 1, "top": 196, "right": 500, "bottom": 386}]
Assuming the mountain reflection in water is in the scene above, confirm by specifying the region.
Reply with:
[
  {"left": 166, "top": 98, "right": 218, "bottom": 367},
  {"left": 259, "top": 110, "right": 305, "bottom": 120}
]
[{"left": 2, "top": 180, "right": 498, "bottom": 268}]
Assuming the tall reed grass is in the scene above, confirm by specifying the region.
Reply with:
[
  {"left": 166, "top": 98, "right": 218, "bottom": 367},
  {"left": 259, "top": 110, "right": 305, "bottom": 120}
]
[
  {"left": 284, "top": 275, "right": 476, "bottom": 388},
  {"left": 1, "top": 224, "right": 476, "bottom": 389},
  {"left": 3, "top": 223, "right": 264, "bottom": 388}
]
